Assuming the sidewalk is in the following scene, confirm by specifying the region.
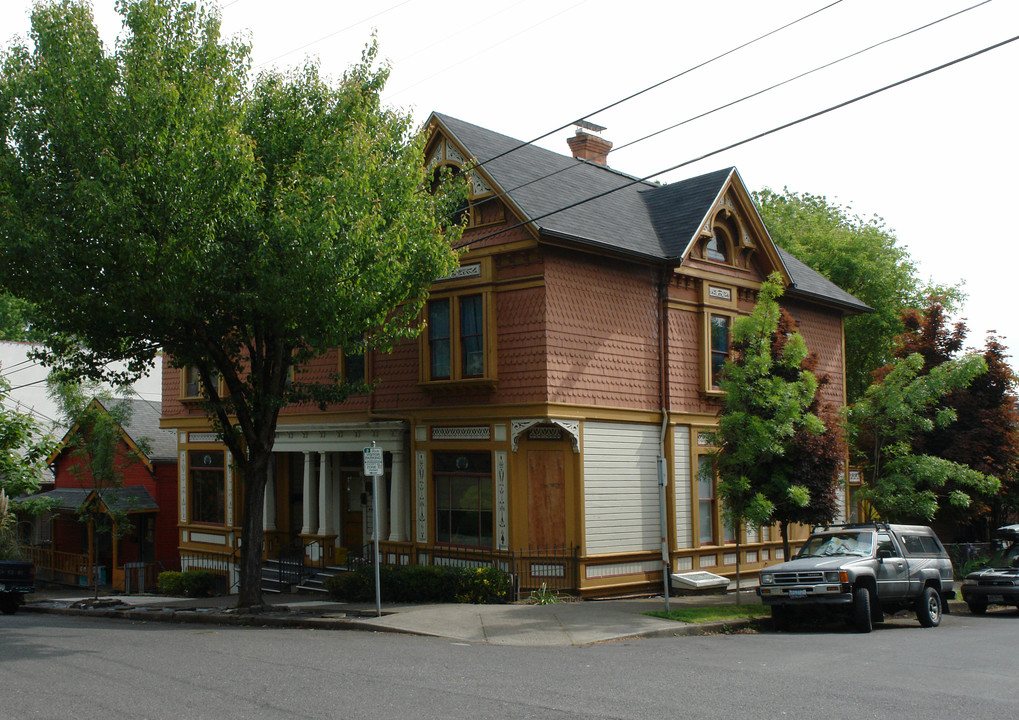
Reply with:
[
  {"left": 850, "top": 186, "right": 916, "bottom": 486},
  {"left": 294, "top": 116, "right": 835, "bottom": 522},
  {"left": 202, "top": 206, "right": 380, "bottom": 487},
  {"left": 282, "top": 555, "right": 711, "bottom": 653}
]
[{"left": 20, "top": 586, "right": 767, "bottom": 646}]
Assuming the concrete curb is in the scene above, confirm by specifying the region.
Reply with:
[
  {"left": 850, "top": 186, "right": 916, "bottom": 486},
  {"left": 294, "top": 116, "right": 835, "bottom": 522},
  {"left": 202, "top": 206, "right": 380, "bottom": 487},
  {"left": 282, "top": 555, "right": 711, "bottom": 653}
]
[{"left": 21, "top": 603, "right": 421, "bottom": 635}]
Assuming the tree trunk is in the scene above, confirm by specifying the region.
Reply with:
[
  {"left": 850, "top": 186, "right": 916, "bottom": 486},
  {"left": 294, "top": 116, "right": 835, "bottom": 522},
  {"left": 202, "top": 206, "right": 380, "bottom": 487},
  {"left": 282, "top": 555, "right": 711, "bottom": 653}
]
[
  {"left": 734, "top": 531, "right": 742, "bottom": 606},
  {"left": 236, "top": 452, "right": 269, "bottom": 609},
  {"left": 780, "top": 521, "right": 791, "bottom": 562},
  {"left": 88, "top": 516, "right": 96, "bottom": 600}
]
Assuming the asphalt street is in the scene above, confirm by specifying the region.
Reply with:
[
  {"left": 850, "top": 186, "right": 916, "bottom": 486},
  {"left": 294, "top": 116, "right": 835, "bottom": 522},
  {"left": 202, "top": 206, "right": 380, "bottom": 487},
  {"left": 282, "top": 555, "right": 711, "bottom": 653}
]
[{"left": 3, "top": 607, "right": 1017, "bottom": 719}]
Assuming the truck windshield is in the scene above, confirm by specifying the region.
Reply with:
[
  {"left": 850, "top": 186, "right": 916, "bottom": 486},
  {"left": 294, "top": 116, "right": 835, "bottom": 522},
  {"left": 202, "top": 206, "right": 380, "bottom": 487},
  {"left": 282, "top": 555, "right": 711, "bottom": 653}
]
[{"left": 797, "top": 532, "right": 873, "bottom": 558}]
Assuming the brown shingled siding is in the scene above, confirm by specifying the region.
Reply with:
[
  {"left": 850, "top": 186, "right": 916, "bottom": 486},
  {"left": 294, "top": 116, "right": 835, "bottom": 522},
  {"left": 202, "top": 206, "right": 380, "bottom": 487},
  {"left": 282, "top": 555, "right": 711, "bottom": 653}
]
[
  {"left": 544, "top": 249, "right": 660, "bottom": 409},
  {"left": 782, "top": 299, "right": 847, "bottom": 410}
]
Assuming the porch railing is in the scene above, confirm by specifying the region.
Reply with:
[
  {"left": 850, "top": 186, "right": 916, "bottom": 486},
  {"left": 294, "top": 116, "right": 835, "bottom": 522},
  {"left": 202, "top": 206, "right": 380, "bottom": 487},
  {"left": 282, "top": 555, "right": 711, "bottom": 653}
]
[{"left": 21, "top": 546, "right": 89, "bottom": 586}]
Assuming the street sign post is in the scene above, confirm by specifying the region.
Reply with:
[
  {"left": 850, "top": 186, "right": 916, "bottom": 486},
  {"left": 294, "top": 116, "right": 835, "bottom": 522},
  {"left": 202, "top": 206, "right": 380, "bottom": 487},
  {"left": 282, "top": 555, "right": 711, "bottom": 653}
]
[{"left": 363, "top": 443, "right": 384, "bottom": 617}]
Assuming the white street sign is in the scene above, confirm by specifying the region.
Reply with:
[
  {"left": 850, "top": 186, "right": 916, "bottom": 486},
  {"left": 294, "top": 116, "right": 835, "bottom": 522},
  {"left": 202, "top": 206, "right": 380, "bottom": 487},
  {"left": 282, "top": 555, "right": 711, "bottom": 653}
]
[{"left": 363, "top": 446, "right": 383, "bottom": 477}]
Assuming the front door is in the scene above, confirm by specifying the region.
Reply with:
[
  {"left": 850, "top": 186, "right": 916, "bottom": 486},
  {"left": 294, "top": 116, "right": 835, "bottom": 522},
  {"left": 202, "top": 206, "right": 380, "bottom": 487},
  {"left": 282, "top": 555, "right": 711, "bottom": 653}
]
[
  {"left": 527, "top": 449, "right": 566, "bottom": 548},
  {"left": 341, "top": 469, "right": 364, "bottom": 549}
]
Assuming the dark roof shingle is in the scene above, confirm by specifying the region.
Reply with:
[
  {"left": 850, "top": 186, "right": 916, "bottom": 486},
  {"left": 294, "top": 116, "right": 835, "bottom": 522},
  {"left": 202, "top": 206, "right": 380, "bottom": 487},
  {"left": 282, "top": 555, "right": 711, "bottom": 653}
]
[{"left": 430, "top": 113, "right": 868, "bottom": 313}]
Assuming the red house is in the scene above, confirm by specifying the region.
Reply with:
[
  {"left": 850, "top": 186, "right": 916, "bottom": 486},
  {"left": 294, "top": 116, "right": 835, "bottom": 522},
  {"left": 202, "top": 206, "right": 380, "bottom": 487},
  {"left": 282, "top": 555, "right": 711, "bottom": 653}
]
[{"left": 26, "top": 398, "right": 178, "bottom": 591}]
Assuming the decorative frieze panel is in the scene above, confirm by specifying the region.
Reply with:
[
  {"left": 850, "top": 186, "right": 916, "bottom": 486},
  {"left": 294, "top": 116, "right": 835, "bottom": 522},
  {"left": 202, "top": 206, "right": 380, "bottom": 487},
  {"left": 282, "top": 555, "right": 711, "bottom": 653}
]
[
  {"left": 225, "top": 451, "right": 233, "bottom": 527},
  {"left": 415, "top": 450, "right": 428, "bottom": 543},
  {"left": 495, "top": 451, "right": 508, "bottom": 550},
  {"left": 431, "top": 425, "right": 490, "bottom": 441},
  {"left": 179, "top": 451, "right": 187, "bottom": 524},
  {"left": 188, "top": 432, "right": 218, "bottom": 443}
]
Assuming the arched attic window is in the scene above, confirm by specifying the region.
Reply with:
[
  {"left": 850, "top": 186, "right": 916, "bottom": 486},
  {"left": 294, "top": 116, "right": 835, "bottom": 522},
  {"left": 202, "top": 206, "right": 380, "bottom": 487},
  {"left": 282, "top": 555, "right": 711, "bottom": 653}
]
[{"left": 704, "top": 212, "right": 742, "bottom": 264}]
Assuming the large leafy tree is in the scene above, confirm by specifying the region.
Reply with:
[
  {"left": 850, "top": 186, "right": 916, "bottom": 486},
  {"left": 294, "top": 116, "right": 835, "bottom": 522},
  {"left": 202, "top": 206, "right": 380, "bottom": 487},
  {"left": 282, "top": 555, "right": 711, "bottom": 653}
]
[
  {"left": 848, "top": 351, "right": 999, "bottom": 523},
  {"left": 713, "top": 274, "right": 840, "bottom": 565},
  {"left": 754, "top": 188, "right": 962, "bottom": 403},
  {"left": 0, "top": 371, "right": 57, "bottom": 561},
  {"left": 0, "top": 372, "right": 56, "bottom": 505},
  {"left": 0, "top": 0, "right": 459, "bottom": 607},
  {"left": 882, "top": 301, "right": 1019, "bottom": 533}
]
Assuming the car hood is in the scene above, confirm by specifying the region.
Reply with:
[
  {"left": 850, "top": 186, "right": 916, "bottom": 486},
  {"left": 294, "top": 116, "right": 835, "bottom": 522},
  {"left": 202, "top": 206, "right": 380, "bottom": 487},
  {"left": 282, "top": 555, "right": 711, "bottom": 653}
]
[
  {"left": 764, "top": 556, "right": 869, "bottom": 573},
  {"left": 965, "top": 566, "right": 1019, "bottom": 580}
]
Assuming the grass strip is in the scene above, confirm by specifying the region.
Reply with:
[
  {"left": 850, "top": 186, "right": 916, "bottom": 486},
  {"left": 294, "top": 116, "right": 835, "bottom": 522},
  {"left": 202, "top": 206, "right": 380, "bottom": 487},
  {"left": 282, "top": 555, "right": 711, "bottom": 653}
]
[{"left": 646, "top": 605, "right": 768, "bottom": 624}]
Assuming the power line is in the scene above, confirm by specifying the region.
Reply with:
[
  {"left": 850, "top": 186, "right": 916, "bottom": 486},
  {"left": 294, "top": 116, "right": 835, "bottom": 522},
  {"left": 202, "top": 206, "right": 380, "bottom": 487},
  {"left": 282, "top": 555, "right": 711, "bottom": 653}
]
[
  {"left": 461, "top": 0, "right": 845, "bottom": 177},
  {"left": 443, "top": 0, "right": 992, "bottom": 225},
  {"left": 384, "top": 0, "right": 589, "bottom": 100},
  {"left": 252, "top": 0, "right": 418, "bottom": 69},
  {"left": 457, "top": 33, "right": 1019, "bottom": 252}
]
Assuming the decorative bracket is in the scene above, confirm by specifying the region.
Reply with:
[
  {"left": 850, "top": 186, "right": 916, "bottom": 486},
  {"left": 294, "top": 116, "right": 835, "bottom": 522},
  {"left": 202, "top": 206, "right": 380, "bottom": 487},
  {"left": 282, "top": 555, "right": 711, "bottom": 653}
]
[{"left": 510, "top": 418, "right": 580, "bottom": 453}]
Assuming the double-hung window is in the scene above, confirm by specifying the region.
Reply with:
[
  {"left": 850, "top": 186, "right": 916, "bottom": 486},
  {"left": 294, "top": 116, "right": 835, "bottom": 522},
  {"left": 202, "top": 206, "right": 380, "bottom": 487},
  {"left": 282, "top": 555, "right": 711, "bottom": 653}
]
[
  {"left": 425, "top": 292, "right": 491, "bottom": 383},
  {"left": 709, "top": 314, "right": 730, "bottom": 388}
]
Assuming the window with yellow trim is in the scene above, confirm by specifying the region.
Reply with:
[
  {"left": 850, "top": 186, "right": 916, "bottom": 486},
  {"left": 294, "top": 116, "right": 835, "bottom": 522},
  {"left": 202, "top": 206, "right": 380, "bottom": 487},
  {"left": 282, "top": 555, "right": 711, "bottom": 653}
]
[
  {"left": 424, "top": 291, "right": 492, "bottom": 383},
  {"left": 189, "top": 450, "right": 225, "bottom": 525},
  {"left": 181, "top": 366, "right": 220, "bottom": 400}
]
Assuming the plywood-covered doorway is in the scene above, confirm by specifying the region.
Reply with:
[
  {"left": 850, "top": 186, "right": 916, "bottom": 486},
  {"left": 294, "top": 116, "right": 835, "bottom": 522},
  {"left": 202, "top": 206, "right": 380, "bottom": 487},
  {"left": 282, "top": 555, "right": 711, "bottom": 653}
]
[{"left": 527, "top": 449, "right": 567, "bottom": 547}]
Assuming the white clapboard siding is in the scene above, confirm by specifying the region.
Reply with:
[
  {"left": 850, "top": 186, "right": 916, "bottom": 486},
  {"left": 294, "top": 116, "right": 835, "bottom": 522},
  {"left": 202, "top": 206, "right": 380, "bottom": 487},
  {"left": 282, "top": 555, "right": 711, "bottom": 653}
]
[
  {"left": 673, "top": 425, "right": 692, "bottom": 549},
  {"left": 583, "top": 422, "right": 660, "bottom": 554},
  {"left": 835, "top": 479, "right": 847, "bottom": 523}
]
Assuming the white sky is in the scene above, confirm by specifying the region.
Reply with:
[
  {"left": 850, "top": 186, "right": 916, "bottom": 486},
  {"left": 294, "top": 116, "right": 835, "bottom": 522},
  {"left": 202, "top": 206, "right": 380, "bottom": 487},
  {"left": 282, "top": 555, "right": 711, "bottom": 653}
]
[{"left": 2, "top": 0, "right": 1017, "bottom": 362}]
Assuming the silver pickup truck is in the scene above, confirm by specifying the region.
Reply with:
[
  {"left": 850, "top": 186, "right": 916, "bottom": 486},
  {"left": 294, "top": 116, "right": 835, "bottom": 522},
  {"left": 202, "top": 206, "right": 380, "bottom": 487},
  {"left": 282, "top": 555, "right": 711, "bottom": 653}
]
[{"left": 757, "top": 522, "right": 954, "bottom": 633}]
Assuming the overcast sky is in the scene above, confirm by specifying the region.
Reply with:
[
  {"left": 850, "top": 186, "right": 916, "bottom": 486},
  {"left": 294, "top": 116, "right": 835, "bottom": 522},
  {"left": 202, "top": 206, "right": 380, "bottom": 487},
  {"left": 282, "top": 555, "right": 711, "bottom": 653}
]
[{"left": 3, "top": 0, "right": 1016, "bottom": 362}]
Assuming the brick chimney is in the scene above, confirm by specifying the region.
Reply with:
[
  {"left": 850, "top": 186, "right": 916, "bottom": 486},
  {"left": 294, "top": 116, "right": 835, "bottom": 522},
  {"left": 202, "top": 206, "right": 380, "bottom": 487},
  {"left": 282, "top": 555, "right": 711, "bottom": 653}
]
[{"left": 567, "top": 128, "right": 612, "bottom": 165}]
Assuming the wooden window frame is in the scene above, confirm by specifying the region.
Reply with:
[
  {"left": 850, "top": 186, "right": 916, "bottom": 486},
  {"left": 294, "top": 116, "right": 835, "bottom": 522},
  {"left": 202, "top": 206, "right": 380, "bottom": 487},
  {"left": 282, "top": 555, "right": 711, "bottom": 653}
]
[
  {"left": 188, "top": 450, "right": 226, "bottom": 527},
  {"left": 433, "top": 451, "right": 494, "bottom": 548},
  {"left": 420, "top": 286, "right": 496, "bottom": 388}
]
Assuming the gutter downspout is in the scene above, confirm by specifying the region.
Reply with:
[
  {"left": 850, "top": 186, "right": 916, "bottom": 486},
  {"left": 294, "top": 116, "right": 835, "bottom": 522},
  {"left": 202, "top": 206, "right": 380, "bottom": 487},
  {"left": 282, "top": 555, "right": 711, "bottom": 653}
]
[{"left": 658, "top": 267, "right": 670, "bottom": 614}]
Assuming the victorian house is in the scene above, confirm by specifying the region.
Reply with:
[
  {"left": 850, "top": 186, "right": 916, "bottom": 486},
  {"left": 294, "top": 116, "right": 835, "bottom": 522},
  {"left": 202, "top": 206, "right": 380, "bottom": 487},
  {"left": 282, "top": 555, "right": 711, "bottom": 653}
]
[{"left": 160, "top": 113, "right": 867, "bottom": 596}]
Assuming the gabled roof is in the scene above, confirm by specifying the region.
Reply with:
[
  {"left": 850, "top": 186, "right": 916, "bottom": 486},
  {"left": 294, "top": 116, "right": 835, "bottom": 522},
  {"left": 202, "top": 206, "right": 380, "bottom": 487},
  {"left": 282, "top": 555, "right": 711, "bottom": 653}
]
[
  {"left": 428, "top": 112, "right": 869, "bottom": 313},
  {"left": 48, "top": 397, "right": 176, "bottom": 468}
]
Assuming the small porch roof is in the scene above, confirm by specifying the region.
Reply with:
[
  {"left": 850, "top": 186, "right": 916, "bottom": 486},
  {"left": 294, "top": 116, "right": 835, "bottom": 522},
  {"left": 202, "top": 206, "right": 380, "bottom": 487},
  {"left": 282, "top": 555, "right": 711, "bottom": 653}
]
[{"left": 15, "top": 486, "right": 159, "bottom": 514}]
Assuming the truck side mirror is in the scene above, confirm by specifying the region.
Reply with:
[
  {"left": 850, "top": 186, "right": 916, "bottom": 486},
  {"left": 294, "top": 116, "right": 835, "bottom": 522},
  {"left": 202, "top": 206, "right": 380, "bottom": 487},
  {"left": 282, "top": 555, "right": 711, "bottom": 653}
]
[{"left": 877, "top": 548, "right": 893, "bottom": 560}]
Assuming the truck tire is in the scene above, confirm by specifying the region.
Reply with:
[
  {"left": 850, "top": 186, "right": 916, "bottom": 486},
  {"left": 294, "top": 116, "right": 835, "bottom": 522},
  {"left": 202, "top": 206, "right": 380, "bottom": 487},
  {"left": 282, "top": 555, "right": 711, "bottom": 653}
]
[
  {"left": 916, "top": 586, "right": 942, "bottom": 627},
  {"left": 967, "top": 599, "right": 987, "bottom": 615},
  {"left": 852, "top": 587, "right": 872, "bottom": 633},
  {"left": 0, "top": 595, "right": 19, "bottom": 615},
  {"left": 771, "top": 605, "right": 792, "bottom": 631}
]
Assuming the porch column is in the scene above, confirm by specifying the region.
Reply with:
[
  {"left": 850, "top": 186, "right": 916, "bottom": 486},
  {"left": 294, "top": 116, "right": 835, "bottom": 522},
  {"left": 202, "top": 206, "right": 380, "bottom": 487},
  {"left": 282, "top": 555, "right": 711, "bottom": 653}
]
[
  {"left": 319, "top": 451, "right": 335, "bottom": 535},
  {"left": 263, "top": 455, "right": 277, "bottom": 532},
  {"left": 388, "top": 449, "right": 409, "bottom": 542},
  {"left": 301, "top": 452, "right": 319, "bottom": 535}
]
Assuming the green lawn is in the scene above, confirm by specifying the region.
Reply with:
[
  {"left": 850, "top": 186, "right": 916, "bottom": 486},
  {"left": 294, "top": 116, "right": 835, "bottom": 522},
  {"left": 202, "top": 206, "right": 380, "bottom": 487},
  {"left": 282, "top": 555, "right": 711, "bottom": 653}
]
[{"left": 646, "top": 605, "right": 768, "bottom": 624}]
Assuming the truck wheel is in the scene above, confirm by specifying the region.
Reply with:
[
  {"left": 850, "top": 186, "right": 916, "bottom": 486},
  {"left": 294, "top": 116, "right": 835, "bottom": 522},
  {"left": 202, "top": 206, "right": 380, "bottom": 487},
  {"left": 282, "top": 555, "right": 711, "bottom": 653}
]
[
  {"left": 967, "top": 599, "right": 987, "bottom": 615},
  {"left": 916, "top": 586, "right": 942, "bottom": 627},
  {"left": 852, "top": 587, "right": 872, "bottom": 633},
  {"left": 771, "top": 606, "right": 792, "bottom": 631},
  {"left": 0, "top": 595, "right": 19, "bottom": 615}
]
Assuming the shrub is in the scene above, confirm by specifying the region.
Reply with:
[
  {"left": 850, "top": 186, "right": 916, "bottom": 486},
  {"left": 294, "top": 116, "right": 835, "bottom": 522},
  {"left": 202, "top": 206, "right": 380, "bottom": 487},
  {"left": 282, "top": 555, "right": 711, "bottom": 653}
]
[
  {"left": 455, "top": 566, "right": 512, "bottom": 604},
  {"left": 181, "top": 570, "right": 216, "bottom": 597},
  {"left": 324, "top": 571, "right": 372, "bottom": 601},
  {"left": 157, "top": 571, "right": 185, "bottom": 596},
  {"left": 324, "top": 564, "right": 511, "bottom": 604},
  {"left": 157, "top": 569, "right": 217, "bottom": 597}
]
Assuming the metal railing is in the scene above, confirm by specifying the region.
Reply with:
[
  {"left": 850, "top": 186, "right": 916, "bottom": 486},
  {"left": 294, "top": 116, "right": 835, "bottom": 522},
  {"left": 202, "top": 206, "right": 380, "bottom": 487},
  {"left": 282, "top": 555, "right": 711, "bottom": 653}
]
[
  {"left": 181, "top": 546, "right": 240, "bottom": 594},
  {"left": 344, "top": 542, "right": 580, "bottom": 599}
]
